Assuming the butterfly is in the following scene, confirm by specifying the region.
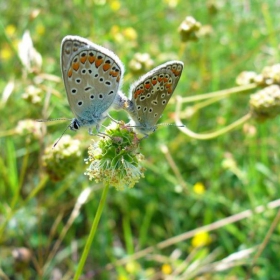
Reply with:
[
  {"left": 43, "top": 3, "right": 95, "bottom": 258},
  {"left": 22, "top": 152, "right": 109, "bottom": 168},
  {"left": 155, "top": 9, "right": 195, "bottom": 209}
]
[
  {"left": 124, "top": 61, "right": 184, "bottom": 136},
  {"left": 60, "top": 35, "right": 126, "bottom": 134}
]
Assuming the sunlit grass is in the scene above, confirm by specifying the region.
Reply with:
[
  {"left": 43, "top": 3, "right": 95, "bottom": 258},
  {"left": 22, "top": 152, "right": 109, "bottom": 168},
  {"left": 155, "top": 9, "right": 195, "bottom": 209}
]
[{"left": 1, "top": 0, "right": 280, "bottom": 279}]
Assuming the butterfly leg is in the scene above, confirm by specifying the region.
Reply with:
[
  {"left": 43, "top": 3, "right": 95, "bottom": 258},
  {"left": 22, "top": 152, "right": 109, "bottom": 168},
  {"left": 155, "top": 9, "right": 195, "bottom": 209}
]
[
  {"left": 88, "top": 123, "right": 100, "bottom": 135},
  {"left": 107, "top": 114, "right": 122, "bottom": 125},
  {"left": 88, "top": 127, "right": 94, "bottom": 135}
]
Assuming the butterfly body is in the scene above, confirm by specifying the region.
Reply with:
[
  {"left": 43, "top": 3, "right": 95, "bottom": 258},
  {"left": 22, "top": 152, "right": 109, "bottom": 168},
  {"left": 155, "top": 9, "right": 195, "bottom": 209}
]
[
  {"left": 125, "top": 61, "right": 184, "bottom": 136},
  {"left": 61, "top": 36, "right": 124, "bottom": 133}
]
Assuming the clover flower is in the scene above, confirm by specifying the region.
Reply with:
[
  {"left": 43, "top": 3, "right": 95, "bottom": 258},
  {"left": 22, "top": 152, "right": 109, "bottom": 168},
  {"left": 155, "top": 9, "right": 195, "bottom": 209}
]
[
  {"left": 236, "top": 71, "right": 258, "bottom": 86},
  {"left": 250, "top": 85, "right": 280, "bottom": 121},
  {"left": 129, "top": 53, "right": 154, "bottom": 75},
  {"left": 42, "top": 135, "right": 81, "bottom": 181},
  {"left": 15, "top": 119, "right": 43, "bottom": 142},
  {"left": 255, "top": 64, "right": 280, "bottom": 87},
  {"left": 85, "top": 122, "right": 145, "bottom": 190},
  {"left": 22, "top": 85, "right": 42, "bottom": 104},
  {"left": 178, "top": 16, "right": 201, "bottom": 42}
]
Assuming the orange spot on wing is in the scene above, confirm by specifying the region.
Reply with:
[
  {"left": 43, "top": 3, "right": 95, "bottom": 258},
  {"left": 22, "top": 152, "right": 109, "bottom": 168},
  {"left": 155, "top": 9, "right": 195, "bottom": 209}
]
[
  {"left": 72, "top": 61, "right": 80, "bottom": 71},
  {"left": 158, "top": 76, "right": 164, "bottom": 82},
  {"left": 95, "top": 58, "right": 103, "bottom": 68},
  {"left": 103, "top": 63, "right": 111, "bottom": 71},
  {"left": 151, "top": 79, "right": 157, "bottom": 85},
  {"left": 80, "top": 55, "right": 87, "bottom": 64},
  {"left": 110, "top": 70, "right": 118, "bottom": 77},
  {"left": 116, "top": 74, "right": 121, "bottom": 83},
  {"left": 144, "top": 83, "right": 151, "bottom": 89},
  {"left": 68, "top": 68, "right": 72, "bottom": 78},
  {"left": 88, "top": 54, "right": 95, "bottom": 64},
  {"left": 172, "top": 68, "right": 182, "bottom": 76},
  {"left": 134, "top": 88, "right": 144, "bottom": 99}
]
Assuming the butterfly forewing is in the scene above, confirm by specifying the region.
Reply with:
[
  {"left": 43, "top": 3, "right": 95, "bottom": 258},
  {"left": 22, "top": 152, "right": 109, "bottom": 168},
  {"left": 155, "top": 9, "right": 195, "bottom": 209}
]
[
  {"left": 130, "top": 61, "right": 183, "bottom": 130},
  {"left": 61, "top": 36, "right": 123, "bottom": 122}
]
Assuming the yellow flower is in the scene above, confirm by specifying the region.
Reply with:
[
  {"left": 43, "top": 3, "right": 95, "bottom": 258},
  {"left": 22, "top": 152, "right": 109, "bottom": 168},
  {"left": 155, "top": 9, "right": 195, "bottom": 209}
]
[
  {"left": 36, "top": 24, "right": 45, "bottom": 35},
  {"left": 0, "top": 46, "right": 12, "bottom": 60},
  {"left": 125, "top": 261, "right": 141, "bottom": 273},
  {"left": 5, "top": 24, "right": 16, "bottom": 36},
  {"left": 110, "top": 0, "right": 121, "bottom": 11},
  {"left": 111, "top": 25, "right": 120, "bottom": 34},
  {"left": 123, "top": 27, "right": 137, "bottom": 40},
  {"left": 117, "top": 276, "right": 129, "bottom": 280},
  {"left": 191, "top": 231, "right": 211, "bottom": 248},
  {"left": 161, "top": 263, "right": 172, "bottom": 275},
  {"left": 193, "top": 182, "right": 205, "bottom": 194},
  {"left": 110, "top": 25, "right": 124, "bottom": 42}
]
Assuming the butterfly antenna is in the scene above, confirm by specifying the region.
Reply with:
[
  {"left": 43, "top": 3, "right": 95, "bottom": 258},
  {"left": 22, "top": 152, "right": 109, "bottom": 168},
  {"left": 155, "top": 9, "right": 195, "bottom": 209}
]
[
  {"left": 37, "top": 118, "right": 72, "bottom": 122},
  {"left": 158, "top": 123, "right": 185, "bottom": 128},
  {"left": 53, "top": 124, "right": 71, "bottom": 148}
]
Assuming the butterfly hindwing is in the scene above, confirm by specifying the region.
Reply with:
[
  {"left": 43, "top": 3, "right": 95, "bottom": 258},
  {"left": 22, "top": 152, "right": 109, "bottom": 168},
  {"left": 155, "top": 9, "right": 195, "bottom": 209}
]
[{"left": 127, "top": 61, "right": 184, "bottom": 134}]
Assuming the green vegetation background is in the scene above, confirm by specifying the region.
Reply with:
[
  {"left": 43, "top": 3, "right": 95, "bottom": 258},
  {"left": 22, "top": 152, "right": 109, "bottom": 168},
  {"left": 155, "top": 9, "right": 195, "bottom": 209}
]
[{"left": 1, "top": 0, "right": 280, "bottom": 279}]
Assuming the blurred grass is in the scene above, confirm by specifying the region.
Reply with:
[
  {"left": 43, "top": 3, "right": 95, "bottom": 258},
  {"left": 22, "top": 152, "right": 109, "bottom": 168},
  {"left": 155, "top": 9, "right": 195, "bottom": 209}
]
[{"left": 1, "top": 0, "right": 280, "bottom": 279}]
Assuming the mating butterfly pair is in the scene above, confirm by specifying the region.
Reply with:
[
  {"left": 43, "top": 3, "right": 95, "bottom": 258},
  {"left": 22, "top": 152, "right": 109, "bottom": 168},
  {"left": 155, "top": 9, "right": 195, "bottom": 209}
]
[{"left": 61, "top": 35, "right": 183, "bottom": 136}]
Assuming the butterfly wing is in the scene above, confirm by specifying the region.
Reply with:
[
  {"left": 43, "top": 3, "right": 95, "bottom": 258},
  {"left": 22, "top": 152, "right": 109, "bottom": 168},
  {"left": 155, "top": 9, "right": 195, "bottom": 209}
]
[
  {"left": 129, "top": 61, "right": 184, "bottom": 132},
  {"left": 61, "top": 36, "right": 124, "bottom": 122}
]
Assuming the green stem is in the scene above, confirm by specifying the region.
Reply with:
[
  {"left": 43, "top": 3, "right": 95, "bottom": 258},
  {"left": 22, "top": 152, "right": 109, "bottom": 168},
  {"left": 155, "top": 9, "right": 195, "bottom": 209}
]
[
  {"left": 175, "top": 95, "right": 252, "bottom": 140},
  {"left": 179, "top": 84, "right": 257, "bottom": 103},
  {"left": 73, "top": 183, "right": 110, "bottom": 280}
]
